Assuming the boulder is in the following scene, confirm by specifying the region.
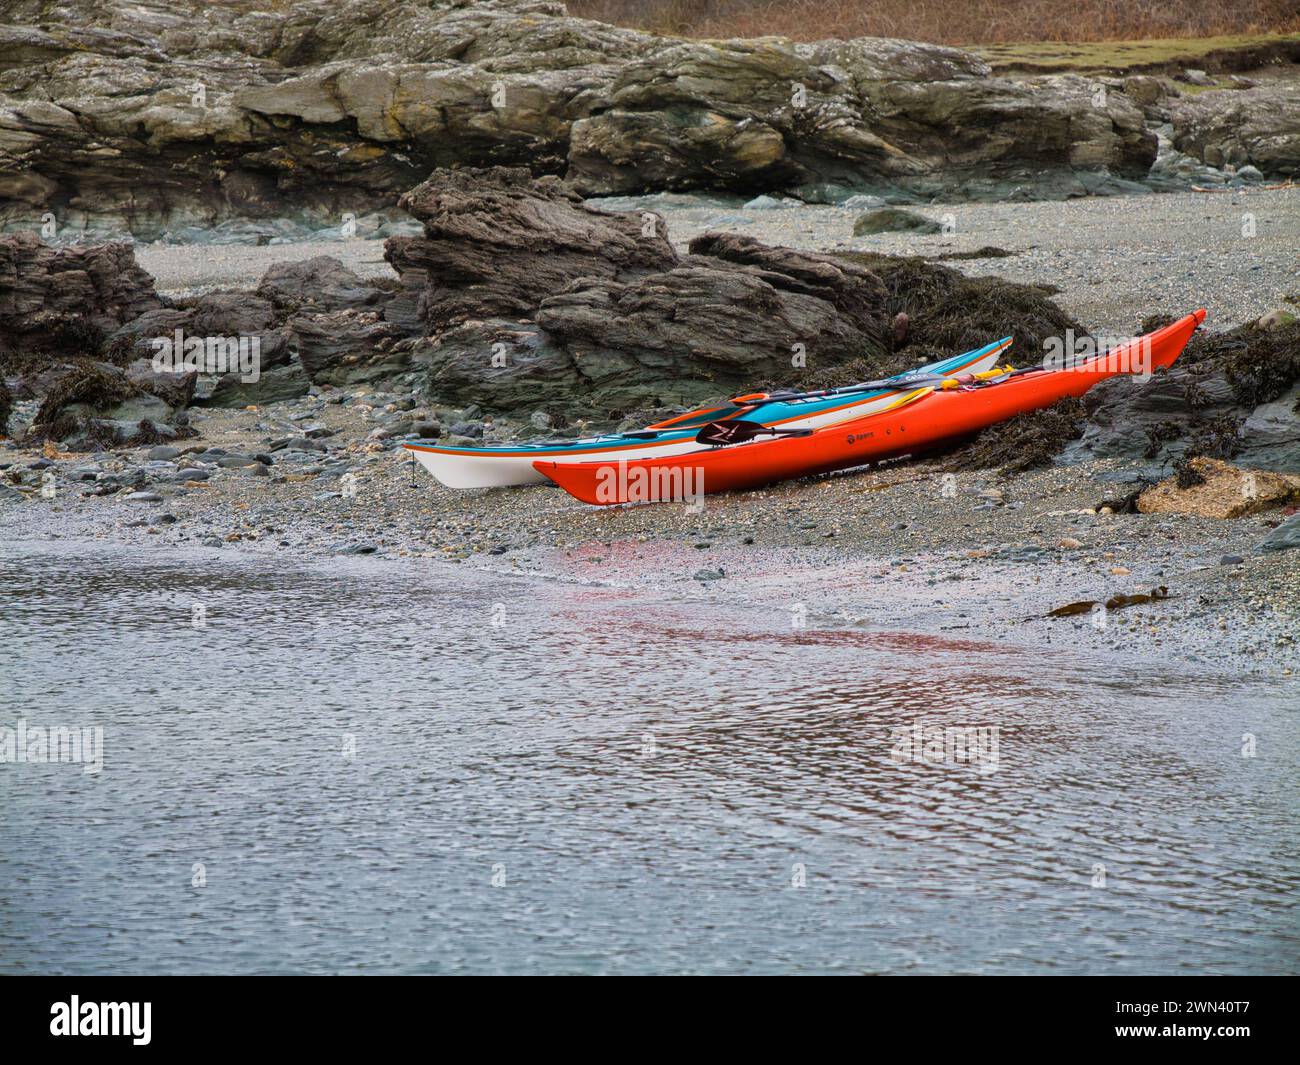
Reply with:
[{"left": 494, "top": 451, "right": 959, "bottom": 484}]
[
  {"left": 0, "top": 233, "right": 162, "bottom": 359},
  {"left": 1136, "top": 457, "right": 1300, "bottom": 519},
  {"left": 290, "top": 309, "right": 416, "bottom": 387},
  {"left": 1169, "top": 84, "right": 1300, "bottom": 176},
  {"left": 386, "top": 166, "right": 678, "bottom": 330},
  {"left": 1259, "top": 513, "right": 1300, "bottom": 553},
  {"left": 538, "top": 262, "right": 881, "bottom": 402},
  {"left": 1067, "top": 363, "right": 1239, "bottom": 468},
  {"left": 106, "top": 293, "right": 294, "bottom": 372},
  {"left": 421, "top": 319, "right": 588, "bottom": 413},
  {"left": 686, "top": 232, "right": 888, "bottom": 341},
  {"left": 201, "top": 364, "right": 312, "bottom": 408},
  {"left": 1238, "top": 384, "right": 1300, "bottom": 473},
  {"left": 1122, "top": 75, "right": 1178, "bottom": 115},
  {"left": 853, "top": 208, "right": 943, "bottom": 235},
  {"left": 256, "top": 256, "right": 392, "bottom": 313},
  {"left": 1255, "top": 308, "right": 1297, "bottom": 331}
]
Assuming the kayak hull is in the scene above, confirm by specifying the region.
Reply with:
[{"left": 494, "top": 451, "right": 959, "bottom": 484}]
[
  {"left": 402, "top": 339, "right": 1010, "bottom": 488},
  {"left": 536, "top": 311, "right": 1206, "bottom": 505}
]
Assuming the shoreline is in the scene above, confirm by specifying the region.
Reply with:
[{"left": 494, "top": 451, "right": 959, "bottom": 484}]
[
  {"left": 5, "top": 187, "right": 1296, "bottom": 681},
  {"left": 5, "top": 423, "right": 1296, "bottom": 678}
]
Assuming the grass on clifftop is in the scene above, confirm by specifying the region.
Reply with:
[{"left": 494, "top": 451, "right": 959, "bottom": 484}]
[
  {"left": 968, "top": 33, "right": 1300, "bottom": 73},
  {"left": 570, "top": 1, "right": 1300, "bottom": 50}
]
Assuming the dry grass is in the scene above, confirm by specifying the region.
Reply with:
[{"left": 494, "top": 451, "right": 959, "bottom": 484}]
[{"left": 568, "top": 0, "right": 1300, "bottom": 44}]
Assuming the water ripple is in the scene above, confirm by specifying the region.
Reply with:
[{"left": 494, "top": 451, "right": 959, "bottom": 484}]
[{"left": 1, "top": 540, "right": 1295, "bottom": 974}]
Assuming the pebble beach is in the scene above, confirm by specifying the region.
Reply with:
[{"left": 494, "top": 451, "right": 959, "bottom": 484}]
[
  {"left": 6, "top": 403, "right": 1297, "bottom": 677},
  {"left": 5, "top": 190, "right": 1299, "bottom": 677}
]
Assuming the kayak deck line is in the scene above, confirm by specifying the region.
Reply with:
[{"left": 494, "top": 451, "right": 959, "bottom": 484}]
[
  {"left": 402, "top": 338, "right": 1013, "bottom": 457},
  {"left": 640, "top": 337, "right": 1013, "bottom": 431},
  {"left": 400, "top": 336, "right": 1014, "bottom": 488}
]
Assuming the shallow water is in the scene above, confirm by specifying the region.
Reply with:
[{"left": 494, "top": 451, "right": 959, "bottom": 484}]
[{"left": 1, "top": 539, "right": 1296, "bottom": 975}]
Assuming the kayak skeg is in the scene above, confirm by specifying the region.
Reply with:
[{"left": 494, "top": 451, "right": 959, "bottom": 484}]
[
  {"left": 534, "top": 310, "right": 1206, "bottom": 506},
  {"left": 402, "top": 337, "right": 1012, "bottom": 489}
]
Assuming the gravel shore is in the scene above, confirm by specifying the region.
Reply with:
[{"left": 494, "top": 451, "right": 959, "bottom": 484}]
[
  {"left": 8, "top": 187, "right": 1297, "bottom": 678},
  {"left": 134, "top": 188, "right": 1300, "bottom": 335},
  {"left": 4, "top": 396, "right": 1296, "bottom": 677}
]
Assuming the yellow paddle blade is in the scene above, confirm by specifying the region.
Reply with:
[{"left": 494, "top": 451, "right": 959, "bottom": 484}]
[
  {"left": 886, "top": 386, "right": 935, "bottom": 409},
  {"left": 819, "top": 385, "right": 935, "bottom": 428}
]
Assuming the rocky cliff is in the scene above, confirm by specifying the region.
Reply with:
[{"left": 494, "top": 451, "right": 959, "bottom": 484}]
[{"left": 1, "top": 0, "right": 1169, "bottom": 237}]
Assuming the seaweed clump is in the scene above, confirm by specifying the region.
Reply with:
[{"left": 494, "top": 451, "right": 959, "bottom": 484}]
[
  {"left": 30, "top": 360, "right": 138, "bottom": 440},
  {"left": 0, "top": 312, "right": 110, "bottom": 384},
  {"left": 126, "top": 419, "right": 186, "bottom": 447},
  {"left": 1143, "top": 420, "right": 1184, "bottom": 459},
  {"left": 932, "top": 246, "right": 1018, "bottom": 262},
  {"left": 1185, "top": 412, "right": 1244, "bottom": 460},
  {"left": 1137, "top": 399, "right": 1245, "bottom": 465},
  {"left": 1175, "top": 459, "right": 1208, "bottom": 490},
  {"left": 1180, "top": 318, "right": 1300, "bottom": 408},
  {"left": 941, "top": 396, "right": 1086, "bottom": 475},
  {"left": 753, "top": 253, "right": 1093, "bottom": 471},
  {"left": 795, "top": 253, "right": 1084, "bottom": 389},
  {"left": 8, "top": 312, "right": 107, "bottom": 366}
]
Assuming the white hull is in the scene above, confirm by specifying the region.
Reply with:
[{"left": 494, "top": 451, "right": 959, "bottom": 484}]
[{"left": 409, "top": 437, "right": 705, "bottom": 488}]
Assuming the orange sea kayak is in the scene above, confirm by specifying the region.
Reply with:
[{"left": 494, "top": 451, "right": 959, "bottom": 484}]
[{"left": 535, "top": 310, "right": 1206, "bottom": 505}]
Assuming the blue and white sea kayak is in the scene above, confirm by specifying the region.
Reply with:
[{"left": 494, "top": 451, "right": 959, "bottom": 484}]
[{"left": 403, "top": 337, "right": 1012, "bottom": 488}]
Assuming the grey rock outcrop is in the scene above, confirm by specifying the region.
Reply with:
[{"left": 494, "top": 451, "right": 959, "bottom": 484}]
[
  {"left": 0, "top": 232, "right": 162, "bottom": 339},
  {"left": 1061, "top": 320, "right": 1300, "bottom": 474},
  {"left": 385, "top": 168, "right": 890, "bottom": 416},
  {"left": 1260, "top": 512, "right": 1300, "bottom": 553},
  {"left": 256, "top": 256, "right": 393, "bottom": 313},
  {"left": 386, "top": 165, "right": 679, "bottom": 330},
  {"left": 1, "top": 0, "right": 1162, "bottom": 237},
  {"left": 249, "top": 256, "right": 412, "bottom": 393},
  {"left": 1168, "top": 84, "right": 1300, "bottom": 175},
  {"left": 290, "top": 308, "right": 415, "bottom": 387},
  {"left": 1238, "top": 385, "right": 1300, "bottom": 473},
  {"left": 685, "top": 232, "right": 888, "bottom": 337},
  {"left": 525, "top": 259, "right": 883, "bottom": 414}
]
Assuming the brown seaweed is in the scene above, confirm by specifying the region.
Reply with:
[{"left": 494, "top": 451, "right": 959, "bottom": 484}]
[{"left": 1046, "top": 586, "right": 1171, "bottom": 618}]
